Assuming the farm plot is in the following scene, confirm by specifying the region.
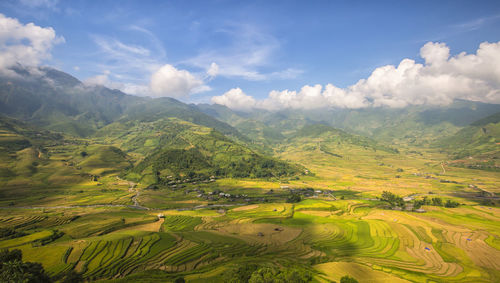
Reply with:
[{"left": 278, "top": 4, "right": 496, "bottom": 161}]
[
  {"left": 65, "top": 231, "right": 178, "bottom": 279},
  {"left": 161, "top": 215, "right": 202, "bottom": 232}
]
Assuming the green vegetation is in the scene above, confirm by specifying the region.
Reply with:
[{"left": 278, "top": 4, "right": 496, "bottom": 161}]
[
  {"left": 0, "top": 249, "right": 51, "bottom": 282},
  {"left": 0, "top": 66, "right": 499, "bottom": 282}
]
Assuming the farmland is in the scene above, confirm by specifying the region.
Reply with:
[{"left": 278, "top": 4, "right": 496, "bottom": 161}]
[
  {"left": 0, "top": 58, "right": 499, "bottom": 282},
  {"left": 1, "top": 134, "right": 499, "bottom": 282}
]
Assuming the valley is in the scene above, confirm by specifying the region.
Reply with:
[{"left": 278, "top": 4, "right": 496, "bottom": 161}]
[{"left": 0, "top": 70, "right": 499, "bottom": 282}]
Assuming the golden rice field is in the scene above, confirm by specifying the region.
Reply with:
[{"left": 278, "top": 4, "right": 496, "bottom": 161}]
[{"left": 0, "top": 141, "right": 499, "bottom": 282}]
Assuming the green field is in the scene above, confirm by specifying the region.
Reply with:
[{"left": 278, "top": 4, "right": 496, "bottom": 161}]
[
  {"left": 0, "top": 66, "right": 499, "bottom": 282},
  {"left": 1, "top": 131, "right": 499, "bottom": 282}
]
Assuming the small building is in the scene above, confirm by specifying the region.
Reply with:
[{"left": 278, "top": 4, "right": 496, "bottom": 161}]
[
  {"left": 280, "top": 185, "right": 290, "bottom": 189},
  {"left": 414, "top": 209, "right": 426, "bottom": 213},
  {"left": 157, "top": 213, "right": 165, "bottom": 218},
  {"left": 402, "top": 196, "right": 414, "bottom": 202}
]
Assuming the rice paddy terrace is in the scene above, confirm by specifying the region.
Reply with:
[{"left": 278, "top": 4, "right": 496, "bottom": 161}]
[
  {"left": 1, "top": 108, "right": 499, "bottom": 282},
  {"left": 1, "top": 198, "right": 499, "bottom": 282}
]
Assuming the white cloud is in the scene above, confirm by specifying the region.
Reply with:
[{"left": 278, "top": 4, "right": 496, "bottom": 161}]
[
  {"left": 211, "top": 88, "right": 256, "bottom": 111},
  {"left": 213, "top": 41, "right": 500, "bottom": 111},
  {"left": 184, "top": 23, "right": 302, "bottom": 81},
  {"left": 83, "top": 74, "right": 111, "bottom": 87},
  {"left": 150, "top": 64, "right": 209, "bottom": 98},
  {"left": 207, "top": 62, "right": 219, "bottom": 78},
  {"left": 83, "top": 71, "right": 149, "bottom": 96},
  {"left": 0, "top": 13, "right": 64, "bottom": 73}
]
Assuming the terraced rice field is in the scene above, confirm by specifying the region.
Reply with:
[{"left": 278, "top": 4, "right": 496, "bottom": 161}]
[{"left": 1, "top": 194, "right": 499, "bottom": 283}]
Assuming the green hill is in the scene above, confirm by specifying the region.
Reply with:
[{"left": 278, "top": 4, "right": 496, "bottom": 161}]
[
  {"left": 285, "top": 124, "right": 399, "bottom": 156},
  {"left": 436, "top": 112, "right": 500, "bottom": 170},
  {"left": 201, "top": 101, "right": 500, "bottom": 146},
  {"left": 0, "top": 115, "right": 65, "bottom": 181},
  {"left": 0, "top": 66, "right": 244, "bottom": 141},
  {"left": 96, "top": 118, "right": 302, "bottom": 184}
]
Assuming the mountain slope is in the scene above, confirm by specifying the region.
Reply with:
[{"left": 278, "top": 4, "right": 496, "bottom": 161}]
[
  {"left": 436, "top": 112, "right": 499, "bottom": 170},
  {"left": 200, "top": 101, "right": 500, "bottom": 146},
  {"left": 288, "top": 124, "right": 399, "bottom": 155},
  {"left": 0, "top": 66, "right": 245, "bottom": 141},
  {"left": 95, "top": 118, "right": 303, "bottom": 184}
]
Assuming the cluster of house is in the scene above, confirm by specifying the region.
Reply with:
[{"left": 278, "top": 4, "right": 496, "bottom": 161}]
[
  {"left": 390, "top": 195, "right": 426, "bottom": 213},
  {"left": 166, "top": 175, "right": 216, "bottom": 188},
  {"left": 188, "top": 189, "right": 253, "bottom": 202},
  {"left": 287, "top": 187, "right": 334, "bottom": 197}
]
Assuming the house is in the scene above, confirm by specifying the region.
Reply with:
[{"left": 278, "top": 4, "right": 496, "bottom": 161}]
[
  {"left": 280, "top": 185, "right": 290, "bottom": 189},
  {"left": 402, "top": 196, "right": 414, "bottom": 202}
]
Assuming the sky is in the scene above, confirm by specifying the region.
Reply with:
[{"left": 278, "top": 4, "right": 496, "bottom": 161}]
[{"left": 0, "top": 0, "right": 500, "bottom": 110}]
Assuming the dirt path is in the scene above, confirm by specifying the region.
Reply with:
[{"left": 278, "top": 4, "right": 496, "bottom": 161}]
[{"left": 129, "top": 182, "right": 149, "bottom": 210}]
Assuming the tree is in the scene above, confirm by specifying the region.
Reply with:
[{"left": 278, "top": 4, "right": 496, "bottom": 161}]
[
  {"left": 445, "top": 200, "right": 459, "bottom": 208},
  {"left": 0, "top": 260, "right": 51, "bottom": 283},
  {"left": 422, "top": 196, "right": 430, "bottom": 205},
  {"left": 432, "top": 197, "right": 443, "bottom": 206},
  {"left": 249, "top": 267, "right": 278, "bottom": 283},
  {"left": 223, "top": 264, "right": 259, "bottom": 283},
  {"left": 0, "top": 249, "right": 52, "bottom": 283},
  {"left": 0, "top": 249, "right": 22, "bottom": 266},
  {"left": 381, "top": 191, "right": 404, "bottom": 207},
  {"left": 247, "top": 267, "right": 312, "bottom": 283},
  {"left": 414, "top": 200, "right": 423, "bottom": 209},
  {"left": 286, "top": 193, "right": 302, "bottom": 203},
  {"left": 340, "top": 275, "right": 359, "bottom": 283},
  {"left": 61, "top": 270, "right": 83, "bottom": 283}
]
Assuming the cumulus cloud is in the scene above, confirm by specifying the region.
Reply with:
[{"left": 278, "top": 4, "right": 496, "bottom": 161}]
[
  {"left": 83, "top": 64, "right": 209, "bottom": 98},
  {"left": 212, "top": 41, "right": 500, "bottom": 111},
  {"left": 211, "top": 88, "right": 256, "bottom": 111},
  {"left": 0, "top": 13, "right": 64, "bottom": 74},
  {"left": 150, "top": 64, "right": 209, "bottom": 98}
]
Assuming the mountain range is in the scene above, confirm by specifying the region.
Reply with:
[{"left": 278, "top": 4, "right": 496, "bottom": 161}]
[{"left": 0, "top": 65, "right": 499, "bottom": 186}]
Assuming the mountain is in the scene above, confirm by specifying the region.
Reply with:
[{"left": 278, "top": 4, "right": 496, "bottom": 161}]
[
  {"left": 0, "top": 66, "right": 305, "bottom": 188},
  {"left": 0, "top": 66, "right": 244, "bottom": 140},
  {"left": 95, "top": 118, "right": 303, "bottom": 184},
  {"left": 0, "top": 114, "right": 64, "bottom": 182},
  {"left": 436, "top": 112, "right": 500, "bottom": 171},
  {"left": 288, "top": 123, "right": 399, "bottom": 155},
  {"left": 198, "top": 101, "right": 500, "bottom": 146}
]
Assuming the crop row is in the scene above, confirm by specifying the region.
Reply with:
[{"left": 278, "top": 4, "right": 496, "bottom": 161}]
[
  {"left": 162, "top": 215, "right": 202, "bottom": 232},
  {"left": 60, "top": 232, "right": 177, "bottom": 279},
  {"left": 0, "top": 215, "right": 47, "bottom": 229}
]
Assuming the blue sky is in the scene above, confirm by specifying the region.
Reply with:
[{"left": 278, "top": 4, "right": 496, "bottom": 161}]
[{"left": 1, "top": 0, "right": 500, "bottom": 108}]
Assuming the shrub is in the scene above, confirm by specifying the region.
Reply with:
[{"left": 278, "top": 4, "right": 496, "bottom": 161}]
[
  {"left": 286, "top": 193, "right": 302, "bottom": 203},
  {"left": 0, "top": 249, "right": 51, "bottom": 283},
  {"left": 445, "top": 200, "right": 460, "bottom": 208},
  {"left": 340, "top": 275, "right": 359, "bottom": 283},
  {"left": 432, "top": 197, "right": 443, "bottom": 206}
]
